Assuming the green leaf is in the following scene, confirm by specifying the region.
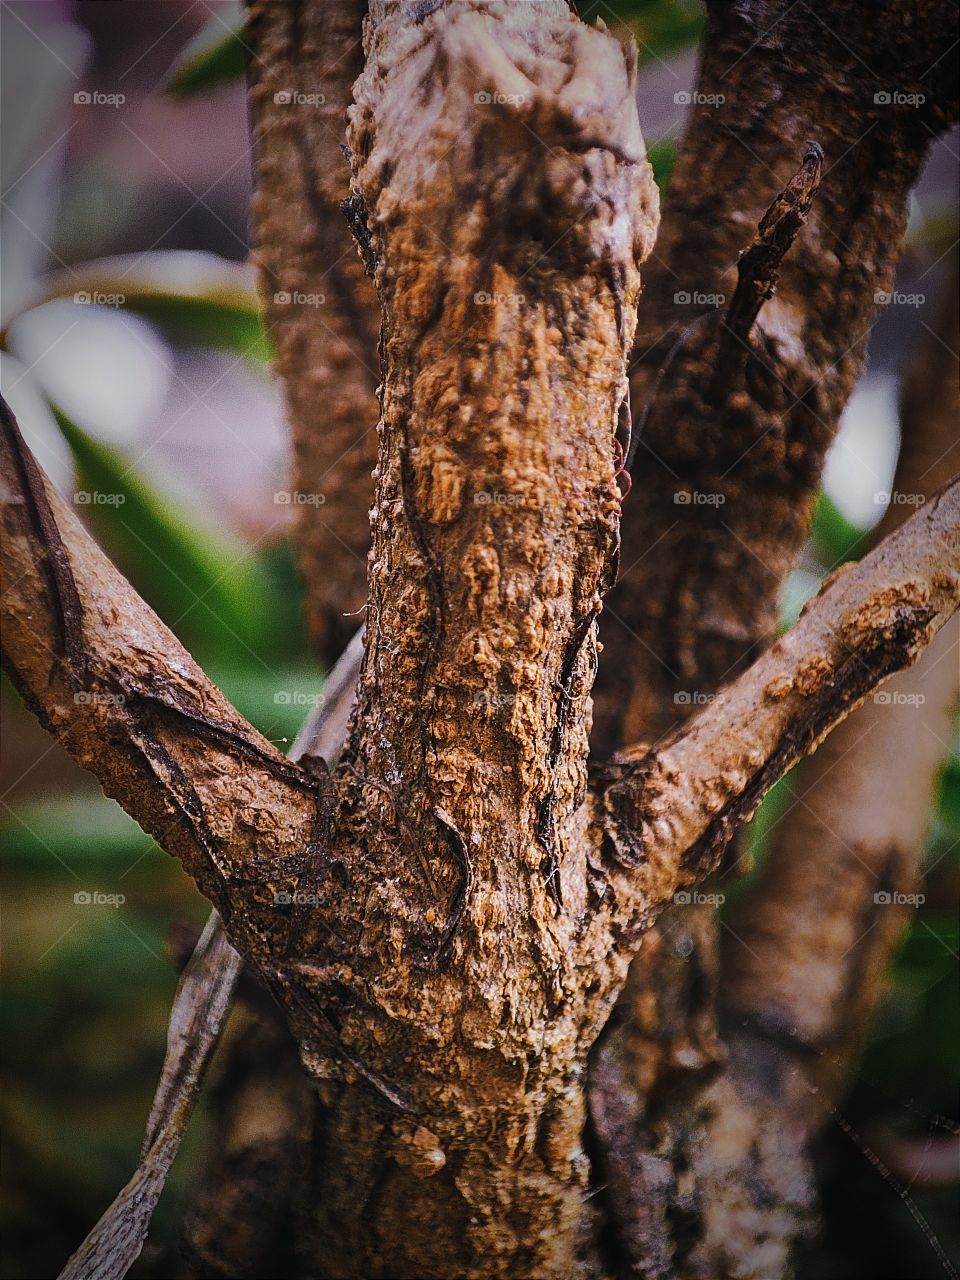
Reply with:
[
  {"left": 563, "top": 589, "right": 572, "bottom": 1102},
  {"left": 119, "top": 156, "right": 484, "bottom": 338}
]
[
  {"left": 52, "top": 405, "right": 273, "bottom": 664},
  {"left": 129, "top": 294, "right": 270, "bottom": 362},
  {"left": 646, "top": 135, "right": 677, "bottom": 190},
  {"left": 33, "top": 251, "right": 268, "bottom": 362},
  {"left": 578, "top": 0, "right": 705, "bottom": 64},
  {"left": 811, "top": 489, "right": 872, "bottom": 568},
  {"left": 165, "top": 9, "right": 248, "bottom": 100}
]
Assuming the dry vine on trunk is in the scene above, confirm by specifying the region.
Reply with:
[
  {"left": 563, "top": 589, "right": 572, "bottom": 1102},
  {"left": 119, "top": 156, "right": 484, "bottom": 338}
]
[{"left": 2, "top": 1, "right": 958, "bottom": 1278}]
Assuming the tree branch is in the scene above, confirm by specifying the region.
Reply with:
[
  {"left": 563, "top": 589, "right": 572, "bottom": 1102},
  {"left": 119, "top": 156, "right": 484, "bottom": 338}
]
[
  {"left": 247, "top": 0, "right": 380, "bottom": 661},
  {"left": 723, "top": 268, "right": 960, "bottom": 1079},
  {"left": 0, "top": 398, "right": 319, "bottom": 957},
  {"left": 599, "top": 479, "right": 960, "bottom": 921},
  {"left": 632, "top": 275, "right": 960, "bottom": 1280},
  {"left": 58, "top": 629, "right": 366, "bottom": 1280},
  {"left": 591, "top": 0, "right": 959, "bottom": 753}
]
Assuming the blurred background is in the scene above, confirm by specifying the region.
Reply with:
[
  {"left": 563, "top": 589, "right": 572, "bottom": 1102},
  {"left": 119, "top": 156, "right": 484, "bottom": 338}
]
[{"left": 0, "top": 2, "right": 956, "bottom": 1277}]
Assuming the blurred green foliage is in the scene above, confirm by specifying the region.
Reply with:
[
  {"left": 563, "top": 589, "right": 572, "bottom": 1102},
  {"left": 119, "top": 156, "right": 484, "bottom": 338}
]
[
  {"left": 164, "top": 7, "right": 248, "bottom": 100},
  {"left": 578, "top": 0, "right": 705, "bottom": 63}
]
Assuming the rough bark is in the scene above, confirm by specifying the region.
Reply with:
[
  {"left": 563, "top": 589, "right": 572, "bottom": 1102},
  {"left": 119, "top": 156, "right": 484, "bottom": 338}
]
[
  {"left": 586, "top": 3, "right": 959, "bottom": 1273},
  {"left": 292, "top": 5, "right": 657, "bottom": 1274},
  {"left": 248, "top": 0, "right": 380, "bottom": 661},
  {"left": 592, "top": 0, "right": 959, "bottom": 751},
  {"left": 0, "top": 399, "right": 319, "bottom": 959},
  {"left": 590, "top": 277, "right": 960, "bottom": 1278},
  {"left": 6, "top": 3, "right": 960, "bottom": 1277},
  {"left": 723, "top": 271, "right": 960, "bottom": 1085}
]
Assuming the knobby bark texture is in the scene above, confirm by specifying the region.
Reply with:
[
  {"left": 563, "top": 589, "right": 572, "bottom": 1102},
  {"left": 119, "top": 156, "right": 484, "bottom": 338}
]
[
  {"left": 4, "top": 2, "right": 960, "bottom": 1279},
  {"left": 590, "top": 297, "right": 960, "bottom": 1279},
  {"left": 290, "top": 4, "right": 658, "bottom": 1274},
  {"left": 248, "top": 0, "right": 380, "bottom": 662}
]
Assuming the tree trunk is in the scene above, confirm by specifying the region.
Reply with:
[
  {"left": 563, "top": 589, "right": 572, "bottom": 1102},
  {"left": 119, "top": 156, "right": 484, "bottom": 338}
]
[{"left": 3, "top": 2, "right": 958, "bottom": 1279}]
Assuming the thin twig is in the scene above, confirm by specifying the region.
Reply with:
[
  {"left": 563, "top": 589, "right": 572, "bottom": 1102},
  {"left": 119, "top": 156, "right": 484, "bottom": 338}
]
[{"left": 709, "top": 140, "right": 823, "bottom": 404}]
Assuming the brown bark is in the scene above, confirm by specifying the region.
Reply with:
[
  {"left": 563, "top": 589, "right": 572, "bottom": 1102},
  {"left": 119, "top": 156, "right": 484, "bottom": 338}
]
[
  {"left": 590, "top": 274, "right": 960, "bottom": 1279},
  {"left": 5, "top": 3, "right": 960, "bottom": 1278},
  {"left": 723, "top": 270, "right": 960, "bottom": 1085},
  {"left": 585, "top": 4, "right": 958, "bottom": 1273},
  {"left": 0, "top": 400, "right": 319, "bottom": 960},
  {"left": 293, "top": 5, "right": 657, "bottom": 1273},
  {"left": 248, "top": 0, "right": 380, "bottom": 662},
  {"left": 592, "top": 0, "right": 959, "bottom": 751}
]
